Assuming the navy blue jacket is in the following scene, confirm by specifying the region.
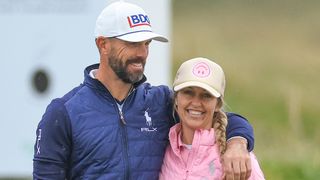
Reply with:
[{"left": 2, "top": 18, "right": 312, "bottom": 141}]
[{"left": 33, "top": 64, "right": 254, "bottom": 180}]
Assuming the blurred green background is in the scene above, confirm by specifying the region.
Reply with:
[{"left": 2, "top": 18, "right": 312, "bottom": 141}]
[{"left": 172, "top": 0, "right": 320, "bottom": 179}]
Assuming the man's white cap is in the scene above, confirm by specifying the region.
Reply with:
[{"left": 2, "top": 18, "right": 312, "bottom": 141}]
[
  {"left": 94, "top": 1, "right": 168, "bottom": 42},
  {"left": 173, "top": 57, "right": 226, "bottom": 98}
]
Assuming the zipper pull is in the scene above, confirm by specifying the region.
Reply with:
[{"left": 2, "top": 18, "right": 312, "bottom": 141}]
[{"left": 119, "top": 108, "right": 127, "bottom": 125}]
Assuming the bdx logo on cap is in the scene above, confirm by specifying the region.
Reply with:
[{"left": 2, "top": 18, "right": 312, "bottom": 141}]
[{"left": 127, "top": 14, "right": 151, "bottom": 28}]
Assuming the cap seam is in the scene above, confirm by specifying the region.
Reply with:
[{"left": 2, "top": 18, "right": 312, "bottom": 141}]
[{"left": 114, "top": 30, "right": 153, "bottom": 38}]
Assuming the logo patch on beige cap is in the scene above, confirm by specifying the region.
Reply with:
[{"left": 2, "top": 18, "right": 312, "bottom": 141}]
[{"left": 192, "top": 62, "right": 211, "bottom": 78}]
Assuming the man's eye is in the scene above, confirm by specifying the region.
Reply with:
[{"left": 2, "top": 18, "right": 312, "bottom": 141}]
[
  {"left": 128, "top": 42, "right": 138, "bottom": 46},
  {"left": 145, "top": 40, "right": 152, "bottom": 46}
]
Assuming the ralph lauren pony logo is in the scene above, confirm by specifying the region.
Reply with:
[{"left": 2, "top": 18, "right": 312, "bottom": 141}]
[
  {"left": 140, "top": 108, "right": 157, "bottom": 132},
  {"left": 127, "top": 14, "right": 151, "bottom": 28}
]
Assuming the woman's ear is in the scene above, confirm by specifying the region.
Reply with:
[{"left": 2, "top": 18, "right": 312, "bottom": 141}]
[
  {"left": 173, "top": 100, "right": 179, "bottom": 112},
  {"left": 173, "top": 93, "right": 178, "bottom": 109}
]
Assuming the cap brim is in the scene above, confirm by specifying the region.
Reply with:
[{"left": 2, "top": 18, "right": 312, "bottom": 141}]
[
  {"left": 116, "top": 31, "right": 168, "bottom": 42},
  {"left": 173, "top": 81, "right": 221, "bottom": 98}
]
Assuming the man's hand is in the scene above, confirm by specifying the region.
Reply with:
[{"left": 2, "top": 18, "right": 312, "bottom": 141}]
[{"left": 222, "top": 137, "right": 252, "bottom": 180}]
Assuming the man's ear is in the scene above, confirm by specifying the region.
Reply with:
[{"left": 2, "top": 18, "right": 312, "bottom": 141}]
[{"left": 95, "top": 37, "right": 109, "bottom": 55}]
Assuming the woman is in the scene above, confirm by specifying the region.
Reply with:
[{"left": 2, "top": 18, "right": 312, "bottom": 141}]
[{"left": 159, "top": 57, "right": 265, "bottom": 180}]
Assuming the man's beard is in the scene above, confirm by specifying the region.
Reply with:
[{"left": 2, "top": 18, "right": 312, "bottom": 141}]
[{"left": 108, "top": 54, "right": 145, "bottom": 84}]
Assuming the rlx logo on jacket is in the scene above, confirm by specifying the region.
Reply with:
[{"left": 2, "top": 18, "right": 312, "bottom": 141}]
[
  {"left": 36, "top": 129, "right": 42, "bottom": 154},
  {"left": 141, "top": 109, "right": 157, "bottom": 132}
]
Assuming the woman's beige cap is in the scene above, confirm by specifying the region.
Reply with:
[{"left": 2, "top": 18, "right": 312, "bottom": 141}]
[{"left": 173, "top": 57, "right": 226, "bottom": 97}]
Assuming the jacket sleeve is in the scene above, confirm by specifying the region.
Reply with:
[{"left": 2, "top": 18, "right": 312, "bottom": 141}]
[
  {"left": 226, "top": 112, "right": 255, "bottom": 151},
  {"left": 33, "top": 99, "right": 72, "bottom": 179}
]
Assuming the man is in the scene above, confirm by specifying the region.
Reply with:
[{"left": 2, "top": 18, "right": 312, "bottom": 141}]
[{"left": 33, "top": 1, "right": 254, "bottom": 180}]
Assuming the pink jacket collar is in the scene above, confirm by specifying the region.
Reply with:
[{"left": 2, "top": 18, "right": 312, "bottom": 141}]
[{"left": 169, "top": 123, "right": 217, "bottom": 156}]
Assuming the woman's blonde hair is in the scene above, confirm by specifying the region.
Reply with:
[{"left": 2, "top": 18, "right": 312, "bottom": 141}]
[{"left": 213, "top": 98, "right": 228, "bottom": 155}]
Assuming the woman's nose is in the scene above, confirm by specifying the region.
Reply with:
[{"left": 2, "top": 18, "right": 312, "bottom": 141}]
[{"left": 190, "top": 96, "right": 202, "bottom": 106}]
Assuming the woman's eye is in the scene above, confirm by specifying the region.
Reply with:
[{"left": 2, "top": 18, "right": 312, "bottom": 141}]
[
  {"left": 181, "top": 90, "right": 193, "bottom": 95},
  {"left": 202, "top": 93, "right": 213, "bottom": 99}
]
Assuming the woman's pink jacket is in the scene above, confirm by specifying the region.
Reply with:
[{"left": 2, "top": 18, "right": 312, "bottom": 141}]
[{"left": 159, "top": 124, "right": 265, "bottom": 180}]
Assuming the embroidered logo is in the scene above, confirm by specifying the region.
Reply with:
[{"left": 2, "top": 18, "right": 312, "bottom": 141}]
[
  {"left": 36, "top": 129, "right": 42, "bottom": 154},
  {"left": 127, "top": 14, "right": 151, "bottom": 28},
  {"left": 209, "top": 160, "right": 215, "bottom": 175},
  {"left": 193, "top": 62, "right": 211, "bottom": 78},
  {"left": 145, "top": 110, "right": 152, "bottom": 126},
  {"left": 141, "top": 109, "right": 157, "bottom": 132}
]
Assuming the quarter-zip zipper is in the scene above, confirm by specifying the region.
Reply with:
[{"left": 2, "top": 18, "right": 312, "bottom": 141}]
[
  {"left": 115, "top": 86, "right": 134, "bottom": 124},
  {"left": 117, "top": 103, "right": 129, "bottom": 180},
  {"left": 118, "top": 105, "right": 126, "bottom": 125},
  {"left": 114, "top": 87, "right": 135, "bottom": 180}
]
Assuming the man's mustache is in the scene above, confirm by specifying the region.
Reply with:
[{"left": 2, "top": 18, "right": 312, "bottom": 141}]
[{"left": 126, "top": 58, "right": 146, "bottom": 65}]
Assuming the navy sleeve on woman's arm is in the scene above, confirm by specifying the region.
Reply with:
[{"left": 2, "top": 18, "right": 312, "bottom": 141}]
[{"left": 226, "top": 112, "right": 254, "bottom": 151}]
